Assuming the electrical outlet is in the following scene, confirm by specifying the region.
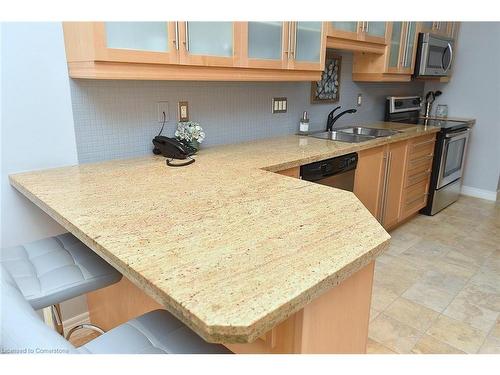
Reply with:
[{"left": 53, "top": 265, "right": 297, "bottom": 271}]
[
  {"left": 178, "top": 101, "right": 189, "bottom": 122},
  {"left": 157, "top": 101, "right": 169, "bottom": 122},
  {"left": 272, "top": 97, "right": 287, "bottom": 114}
]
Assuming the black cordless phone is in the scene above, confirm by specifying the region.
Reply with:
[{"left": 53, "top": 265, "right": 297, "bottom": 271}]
[{"left": 152, "top": 136, "right": 197, "bottom": 167}]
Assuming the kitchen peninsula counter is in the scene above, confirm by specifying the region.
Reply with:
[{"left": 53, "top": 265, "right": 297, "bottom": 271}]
[{"left": 9, "top": 121, "right": 439, "bottom": 352}]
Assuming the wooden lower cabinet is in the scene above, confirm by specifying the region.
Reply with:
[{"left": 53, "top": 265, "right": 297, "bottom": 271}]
[
  {"left": 87, "top": 277, "right": 162, "bottom": 331},
  {"left": 87, "top": 262, "right": 375, "bottom": 354},
  {"left": 353, "top": 145, "right": 386, "bottom": 221},
  {"left": 354, "top": 135, "right": 435, "bottom": 231},
  {"left": 382, "top": 140, "right": 408, "bottom": 229}
]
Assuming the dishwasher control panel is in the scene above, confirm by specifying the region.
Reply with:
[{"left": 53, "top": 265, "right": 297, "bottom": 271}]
[{"left": 300, "top": 153, "right": 358, "bottom": 183}]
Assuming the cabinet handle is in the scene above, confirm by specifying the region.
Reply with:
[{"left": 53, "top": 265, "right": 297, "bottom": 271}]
[
  {"left": 378, "top": 152, "right": 391, "bottom": 224},
  {"left": 174, "top": 22, "right": 179, "bottom": 50},
  {"left": 404, "top": 23, "right": 412, "bottom": 67},
  {"left": 381, "top": 151, "right": 392, "bottom": 225},
  {"left": 283, "top": 23, "right": 289, "bottom": 59},
  {"left": 184, "top": 21, "right": 190, "bottom": 51},
  {"left": 292, "top": 22, "right": 297, "bottom": 59},
  {"left": 377, "top": 153, "right": 388, "bottom": 222},
  {"left": 288, "top": 23, "right": 293, "bottom": 59},
  {"left": 365, "top": 22, "right": 369, "bottom": 33},
  {"left": 400, "top": 24, "right": 407, "bottom": 67}
]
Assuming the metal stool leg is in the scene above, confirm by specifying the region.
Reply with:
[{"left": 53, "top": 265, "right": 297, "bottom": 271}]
[
  {"left": 51, "top": 304, "right": 64, "bottom": 335},
  {"left": 66, "top": 323, "right": 105, "bottom": 340}
]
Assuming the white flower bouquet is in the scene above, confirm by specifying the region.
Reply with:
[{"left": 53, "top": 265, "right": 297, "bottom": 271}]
[{"left": 175, "top": 121, "right": 205, "bottom": 150}]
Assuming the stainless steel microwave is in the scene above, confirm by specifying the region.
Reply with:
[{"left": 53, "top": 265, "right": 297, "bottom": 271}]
[{"left": 414, "top": 33, "right": 454, "bottom": 77}]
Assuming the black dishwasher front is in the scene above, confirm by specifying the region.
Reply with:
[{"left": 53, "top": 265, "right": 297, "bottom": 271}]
[{"left": 300, "top": 153, "right": 358, "bottom": 192}]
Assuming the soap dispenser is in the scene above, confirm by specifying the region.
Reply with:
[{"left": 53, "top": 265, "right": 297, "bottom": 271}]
[{"left": 299, "top": 111, "right": 309, "bottom": 133}]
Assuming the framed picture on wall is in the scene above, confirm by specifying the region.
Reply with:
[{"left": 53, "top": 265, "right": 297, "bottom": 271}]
[{"left": 310, "top": 51, "right": 341, "bottom": 104}]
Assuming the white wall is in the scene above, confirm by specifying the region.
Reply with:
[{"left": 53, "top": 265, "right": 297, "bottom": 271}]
[
  {"left": 1, "top": 22, "right": 85, "bottom": 320},
  {"left": 1, "top": 22, "right": 78, "bottom": 247},
  {"left": 424, "top": 22, "right": 500, "bottom": 200}
]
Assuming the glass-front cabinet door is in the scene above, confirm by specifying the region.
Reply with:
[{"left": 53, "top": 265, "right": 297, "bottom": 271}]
[
  {"left": 388, "top": 22, "right": 403, "bottom": 70},
  {"left": 401, "top": 22, "right": 417, "bottom": 72},
  {"left": 363, "top": 22, "right": 387, "bottom": 43},
  {"left": 327, "top": 22, "right": 360, "bottom": 40},
  {"left": 245, "top": 22, "right": 287, "bottom": 69},
  {"left": 180, "top": 22, "right": 237, "bottom": 66},
  {"left": 388, "top": 22, "right": 419, "bottom": 73},
  {"left": 288, "top": 22, "right": 326, "bottom": 71},
  {"left": 96, "top": 22, "right": 180, "bottom": 64}
]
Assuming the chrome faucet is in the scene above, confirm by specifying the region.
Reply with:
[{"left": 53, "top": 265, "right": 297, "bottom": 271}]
[{"left": 326, "top": 107, "right": 357, "bottom": 131}]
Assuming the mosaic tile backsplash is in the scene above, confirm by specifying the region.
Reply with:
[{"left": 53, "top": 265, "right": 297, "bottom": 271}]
[{"left": 70, "top": 52, "right": 425, "bottom": 163}]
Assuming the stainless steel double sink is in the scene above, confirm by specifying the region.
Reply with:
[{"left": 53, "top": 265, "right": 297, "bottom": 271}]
[{"left": 310, "top": 126, "right": 400, "bottom": 143}]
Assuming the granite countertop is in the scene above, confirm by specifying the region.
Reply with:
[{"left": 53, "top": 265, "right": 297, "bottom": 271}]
[{"left": 9, "top": 121, "right": 439, "bottom": 343}]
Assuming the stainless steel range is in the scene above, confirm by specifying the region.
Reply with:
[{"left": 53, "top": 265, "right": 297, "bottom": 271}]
[{"left": 385, "top": 96, "right": 471, "bottom": 215}]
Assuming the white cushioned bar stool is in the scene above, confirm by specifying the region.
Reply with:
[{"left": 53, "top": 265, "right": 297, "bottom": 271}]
[
  {"left": 0, "top": 233, "right": 122, "bottom": 338},
  {"left": 1, "top": 265, "right": 231, "bottom": 354}
]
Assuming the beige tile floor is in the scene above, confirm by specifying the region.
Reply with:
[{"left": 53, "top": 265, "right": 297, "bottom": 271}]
[{"left": 368, "top": 195, "right": 500, "bottom": 354}]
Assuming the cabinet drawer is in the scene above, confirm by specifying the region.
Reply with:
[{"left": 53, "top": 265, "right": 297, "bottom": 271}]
[
  {"left": 407, "top": 152, "right": 434, "bottom": 171},
  {"left": 408, "top": 135, "right": 436, "bottom": 160},
  {"left": 405, "top": 160, "right": 432, "bottom": 188},
  {"left": 401, "top": 180, "right": 429, "bottom": 218}
]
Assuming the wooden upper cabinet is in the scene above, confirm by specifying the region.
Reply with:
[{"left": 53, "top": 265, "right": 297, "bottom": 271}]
[
  {"left": 63, "top": 22, "right": 180, "bottom": 64},
  {"left": 328, "top": 22, "right": 387, "bottom": 44},
  {"left": 62, "top": 21, "right": 325, "bottom": 80},
  {"left": 387, "top": 21, "right": 419, "bottom": 74},
  {"left": 327, "top": 22, "right": 387, "bottom": 54},
  {"left": 178, "top": 22, "right": 239, "bottom": 67},
  {"left": 420, "top": 22, "right": 457, "bottom": 38},
  {"left": 362, "top": 22, "right": 388, "bottom": 44},
  {"left": 328, "top": 22, "right": 360, "bottom": 41},
  {"left": 288, "top": 22, "right": 327, "bottom": 71},
  {"left": 241, "top": 22, "right": 289, "bottom": 69},
  {"left": 238, "top": 21, "right": 326, "bottom": 71},
  {"left": 352, "top": 22, "right": 419, "bottom": 82}
]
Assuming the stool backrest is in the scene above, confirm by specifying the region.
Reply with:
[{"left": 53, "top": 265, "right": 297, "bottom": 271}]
[{"left": 0, "top": 264, "right": 78, "bottom": 354}]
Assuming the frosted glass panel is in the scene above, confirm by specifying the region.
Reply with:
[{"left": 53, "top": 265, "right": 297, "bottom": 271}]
[
  {"left": 248, "top": 22, "right": 282, "bottom": 60},
  {"left": 331, "top": 22, "right": 358, "bottom": 33},
  {"left": 366, "top": 22, "right": 386, "bottom": 37},
  {"left": 295, "top": 22, "right": 321, "bottom": 62},
  {"left": 389, "top": 22, "right": 402, "bottom": 68},
  {"left": 187, "top": 22, "right": 233, "bottom": 57},
  {"left": 439, "top": 22, "right": 449, "bottom": 32},
  {"left": 403, "top": 22, "right": 416, "bottom": 68},
  {"left": 105, "top": 22, "right": 168, "bottom": 52},
  {"left": 421, "top": 22, "right": 434, "bottom": 30}
]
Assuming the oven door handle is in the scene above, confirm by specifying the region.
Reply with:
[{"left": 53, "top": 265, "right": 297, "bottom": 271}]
[{"left": 445, "top": 129, "right": 469, "bottom": 139}]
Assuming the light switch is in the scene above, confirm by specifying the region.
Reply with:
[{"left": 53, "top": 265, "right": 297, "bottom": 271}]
[
  {"left": 272, "top": 97, "right": 287, "bottom": 114},
  {"left": 178, "top": 101, "right": 189, "bottom": 122}
]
